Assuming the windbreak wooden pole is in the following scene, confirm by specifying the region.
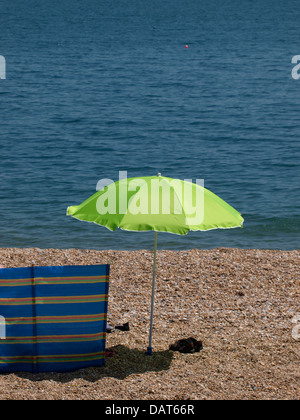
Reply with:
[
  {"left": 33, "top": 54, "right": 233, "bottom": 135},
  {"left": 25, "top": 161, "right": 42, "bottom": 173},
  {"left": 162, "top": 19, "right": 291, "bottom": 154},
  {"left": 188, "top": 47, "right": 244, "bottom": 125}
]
[{"left": 146, "top": 231, "right": 158, "bottom": 356}]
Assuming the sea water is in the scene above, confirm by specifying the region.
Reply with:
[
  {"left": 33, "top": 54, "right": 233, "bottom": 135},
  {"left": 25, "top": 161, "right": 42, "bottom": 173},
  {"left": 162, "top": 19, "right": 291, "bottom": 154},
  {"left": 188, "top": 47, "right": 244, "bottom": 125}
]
[{"left": 0, "top": 0, "right": 299, "bottom": 250}]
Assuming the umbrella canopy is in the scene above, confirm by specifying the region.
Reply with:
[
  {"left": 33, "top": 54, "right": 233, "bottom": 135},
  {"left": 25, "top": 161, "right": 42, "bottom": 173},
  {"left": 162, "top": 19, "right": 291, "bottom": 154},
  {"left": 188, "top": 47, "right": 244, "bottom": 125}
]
[
  {"left": 67, "top": 175, "right": 243, "bottom": 234},
  {"left": 67, "top": 174, "right": 244, "bottom": 354}
]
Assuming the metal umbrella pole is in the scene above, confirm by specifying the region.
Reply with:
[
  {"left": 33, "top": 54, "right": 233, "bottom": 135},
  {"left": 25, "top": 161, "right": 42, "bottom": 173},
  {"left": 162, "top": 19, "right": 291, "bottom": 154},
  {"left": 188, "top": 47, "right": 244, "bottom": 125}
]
[{"left": 146, "top": 231, "right": 158, "bottom": 355}]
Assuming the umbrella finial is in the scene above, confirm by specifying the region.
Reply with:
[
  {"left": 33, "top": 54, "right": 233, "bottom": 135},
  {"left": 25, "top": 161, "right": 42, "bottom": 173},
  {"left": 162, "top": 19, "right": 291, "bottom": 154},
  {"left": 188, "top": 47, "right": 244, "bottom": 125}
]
[{"left": 157, "top": 172, "right": 161, "bottom": 177}]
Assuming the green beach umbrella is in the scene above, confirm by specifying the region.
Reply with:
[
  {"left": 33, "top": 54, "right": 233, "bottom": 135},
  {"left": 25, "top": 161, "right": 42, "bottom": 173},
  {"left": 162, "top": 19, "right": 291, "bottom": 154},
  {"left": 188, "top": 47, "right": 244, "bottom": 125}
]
[{"left": 67, "top": 174, "right": 243, "bottom": 355}]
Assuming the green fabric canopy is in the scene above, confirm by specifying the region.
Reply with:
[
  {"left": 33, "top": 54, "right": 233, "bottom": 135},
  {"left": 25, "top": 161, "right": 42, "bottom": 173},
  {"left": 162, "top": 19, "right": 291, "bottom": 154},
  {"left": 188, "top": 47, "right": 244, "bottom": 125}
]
[{"left": 67, "top": 175, "right": 244, "bottom": 234}]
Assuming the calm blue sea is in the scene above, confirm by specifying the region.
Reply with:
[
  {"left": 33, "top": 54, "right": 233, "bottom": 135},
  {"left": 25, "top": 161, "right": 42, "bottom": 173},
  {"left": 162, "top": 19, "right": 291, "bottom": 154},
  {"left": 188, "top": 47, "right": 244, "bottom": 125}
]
[{"left": 0, "top": 0, "right": 299, "bottom": 250}]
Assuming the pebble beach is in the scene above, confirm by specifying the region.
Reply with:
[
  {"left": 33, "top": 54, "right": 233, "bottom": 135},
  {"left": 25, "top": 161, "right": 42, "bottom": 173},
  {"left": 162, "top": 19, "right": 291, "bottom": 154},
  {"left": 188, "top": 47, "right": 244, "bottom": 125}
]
[{"left": 0, "top": 247, "right": 299, "bottom": 400}]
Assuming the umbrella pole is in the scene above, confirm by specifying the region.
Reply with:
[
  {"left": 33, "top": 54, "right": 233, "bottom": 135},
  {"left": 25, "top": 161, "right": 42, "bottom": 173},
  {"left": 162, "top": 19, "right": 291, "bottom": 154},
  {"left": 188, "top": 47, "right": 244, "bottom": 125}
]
[{"left": 146, "top": 231, "right": 158, "bottom": 356}]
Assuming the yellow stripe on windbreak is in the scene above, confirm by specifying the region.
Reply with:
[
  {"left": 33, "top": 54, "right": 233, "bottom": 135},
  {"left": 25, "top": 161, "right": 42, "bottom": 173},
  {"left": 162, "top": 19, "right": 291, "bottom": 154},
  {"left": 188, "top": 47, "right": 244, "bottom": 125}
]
[
  {"left": 0, "top": 351, "right": 105, "bottom": 364},
  {"left": 0, "top": 275, "right": 109, "bottom": 287},
  {"left": 0, "top": 294, "right": 108, "bottom": 306},
  {"left": 0, "top": 332, "right": 106, "bottom": 345},
  {"left": 4, "top": 313, "right": 107, "bottom": 325}
]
